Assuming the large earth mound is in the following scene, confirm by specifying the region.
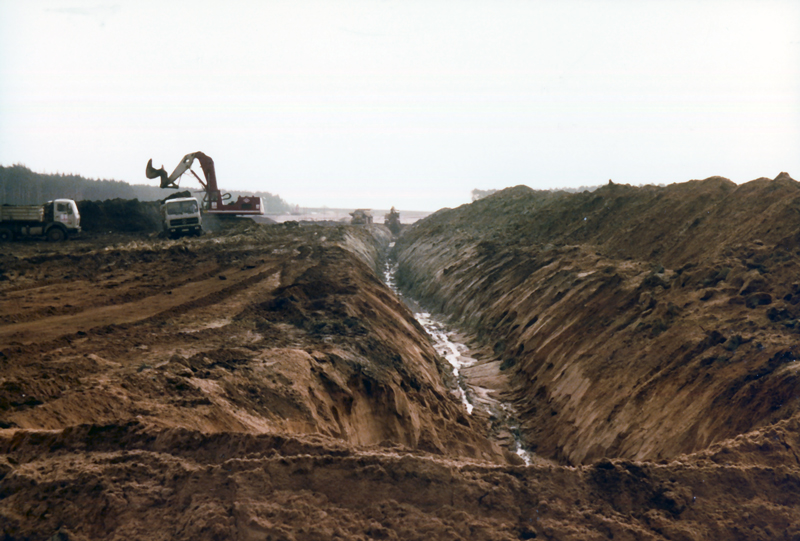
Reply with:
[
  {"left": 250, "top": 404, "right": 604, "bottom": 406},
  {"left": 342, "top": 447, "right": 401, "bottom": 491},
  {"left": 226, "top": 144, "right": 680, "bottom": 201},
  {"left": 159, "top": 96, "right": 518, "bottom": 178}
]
[{"left": 395, "top": 173, "right": 800, "bottom": 466}]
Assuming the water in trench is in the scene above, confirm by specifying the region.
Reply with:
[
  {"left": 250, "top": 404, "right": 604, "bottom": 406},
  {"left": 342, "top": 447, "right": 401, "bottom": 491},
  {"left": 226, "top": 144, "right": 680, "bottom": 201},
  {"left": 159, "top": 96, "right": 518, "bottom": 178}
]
[
  {"left": 383, "top": 245, "right": 533, "bottom": 464},
  {"left": 415, "top": 311, "right": 476, "bottom": 414}
]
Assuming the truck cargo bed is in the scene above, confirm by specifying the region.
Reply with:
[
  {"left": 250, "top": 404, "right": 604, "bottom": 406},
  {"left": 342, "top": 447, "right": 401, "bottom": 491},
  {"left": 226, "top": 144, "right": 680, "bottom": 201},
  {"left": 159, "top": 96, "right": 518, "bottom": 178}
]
[{"left": 0, "top": 206, "right": 44, "bottom": 222}]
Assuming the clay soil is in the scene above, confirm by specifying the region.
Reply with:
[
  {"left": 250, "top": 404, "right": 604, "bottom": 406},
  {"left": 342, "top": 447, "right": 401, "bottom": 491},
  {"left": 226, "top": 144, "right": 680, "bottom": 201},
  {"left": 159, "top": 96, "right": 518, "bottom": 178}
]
[{"left": 1, "top": 175, "right": 800, "bottom": 541}]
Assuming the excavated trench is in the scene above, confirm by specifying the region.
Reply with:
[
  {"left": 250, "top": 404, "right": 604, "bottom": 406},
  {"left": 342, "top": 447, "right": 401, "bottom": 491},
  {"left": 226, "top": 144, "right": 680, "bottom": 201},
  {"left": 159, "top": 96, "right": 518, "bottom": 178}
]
[{"left": 382, "top": 242, "right": 537, "bottom": 465}]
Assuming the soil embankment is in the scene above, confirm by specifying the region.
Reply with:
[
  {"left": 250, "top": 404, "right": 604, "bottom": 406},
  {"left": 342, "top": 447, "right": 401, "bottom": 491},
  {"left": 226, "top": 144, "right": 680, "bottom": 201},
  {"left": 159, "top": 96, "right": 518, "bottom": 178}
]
[
  {"left": 395, "top": 173, "right": 800, "bottom": 466},
  {"left": 0, "top": 224, "right": 497, "bottom": 458}
]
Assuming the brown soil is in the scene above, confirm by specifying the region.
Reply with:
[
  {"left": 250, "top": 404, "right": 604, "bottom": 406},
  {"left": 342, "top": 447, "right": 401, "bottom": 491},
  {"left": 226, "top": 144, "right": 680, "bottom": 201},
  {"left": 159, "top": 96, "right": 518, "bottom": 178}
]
[
  {"left": 392, "top": 173, "right": 800, "bottom": 536},
  {"left": 2, "top": 177, "right": 800, "bottom": 540}
]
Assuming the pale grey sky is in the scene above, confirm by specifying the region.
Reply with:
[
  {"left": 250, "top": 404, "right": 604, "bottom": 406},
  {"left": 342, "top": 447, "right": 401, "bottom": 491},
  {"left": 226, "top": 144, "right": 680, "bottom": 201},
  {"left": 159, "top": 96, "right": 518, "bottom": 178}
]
[{"left": 1, "top": 1, "right": 798, "bottom": 210}]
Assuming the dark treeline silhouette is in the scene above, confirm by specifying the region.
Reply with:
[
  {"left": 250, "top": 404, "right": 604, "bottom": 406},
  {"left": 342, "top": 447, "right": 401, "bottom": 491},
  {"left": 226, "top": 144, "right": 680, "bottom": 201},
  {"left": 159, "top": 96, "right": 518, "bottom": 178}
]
[{"left": 0, "top": 164, "right": 292, "bottom": 213}]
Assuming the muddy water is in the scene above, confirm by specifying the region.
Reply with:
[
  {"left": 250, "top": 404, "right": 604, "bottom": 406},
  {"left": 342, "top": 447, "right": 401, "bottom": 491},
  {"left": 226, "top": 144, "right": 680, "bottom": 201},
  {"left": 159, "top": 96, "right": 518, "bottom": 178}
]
[
  {"left": 414, "top": 311, "right": 476, "bottom": 414},
  {"left": 383, "top": 245, "right": 533, "bottom": 464}
]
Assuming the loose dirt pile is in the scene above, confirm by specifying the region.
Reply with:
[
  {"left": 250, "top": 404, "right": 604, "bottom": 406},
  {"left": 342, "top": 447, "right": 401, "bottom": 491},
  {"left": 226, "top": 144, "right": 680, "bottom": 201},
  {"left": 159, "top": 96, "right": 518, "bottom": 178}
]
[
  {"left": 2, "top": 180, "right": 800, "bottom": 540},
  {"left": 76, "top": 198, "right": 163, "bottom": 233},
  {"left": 76, "top": 191, "right": 231, "bottom": 234}
]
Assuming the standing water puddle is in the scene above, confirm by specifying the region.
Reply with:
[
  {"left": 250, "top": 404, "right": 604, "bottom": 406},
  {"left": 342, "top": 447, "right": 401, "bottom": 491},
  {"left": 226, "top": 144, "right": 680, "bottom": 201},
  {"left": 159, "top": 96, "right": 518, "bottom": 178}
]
[{"left": 383, "top": 244, "right": 533, "bottom": 464}]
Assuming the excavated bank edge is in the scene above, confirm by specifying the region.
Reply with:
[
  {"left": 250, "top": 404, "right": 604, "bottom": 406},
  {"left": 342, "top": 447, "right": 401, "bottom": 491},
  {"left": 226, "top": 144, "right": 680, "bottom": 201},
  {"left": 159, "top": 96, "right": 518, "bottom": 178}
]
[
  {"left": 0, "top": 224, "right": 504, "bottom": 460},
  {"left": 394, "top": 176, "right": 800, "bottom": 465}
]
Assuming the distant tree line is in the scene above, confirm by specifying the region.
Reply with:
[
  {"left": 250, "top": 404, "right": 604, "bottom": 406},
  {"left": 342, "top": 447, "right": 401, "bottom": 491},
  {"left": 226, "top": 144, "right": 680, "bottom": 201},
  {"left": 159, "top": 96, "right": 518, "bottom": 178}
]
[
  {"left": 0, "top": 164, "right": 293, "bottom": 213},
  {"left": 0, "top": 164, "right": 162, "bottom": 204}
]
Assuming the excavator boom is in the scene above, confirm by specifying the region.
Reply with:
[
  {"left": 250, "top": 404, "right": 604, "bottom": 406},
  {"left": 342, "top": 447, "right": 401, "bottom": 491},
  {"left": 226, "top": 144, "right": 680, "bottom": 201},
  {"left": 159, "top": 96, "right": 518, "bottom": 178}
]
[{"left": 146, "top": 152, "right": 264, "bottom": 216}]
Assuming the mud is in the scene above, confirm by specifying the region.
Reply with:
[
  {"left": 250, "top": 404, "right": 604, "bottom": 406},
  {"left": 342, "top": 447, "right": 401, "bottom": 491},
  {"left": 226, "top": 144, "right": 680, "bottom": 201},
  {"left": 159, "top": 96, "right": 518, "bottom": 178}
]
[{"left": 2, "top": 176, "right": 800, "bottom": 540}]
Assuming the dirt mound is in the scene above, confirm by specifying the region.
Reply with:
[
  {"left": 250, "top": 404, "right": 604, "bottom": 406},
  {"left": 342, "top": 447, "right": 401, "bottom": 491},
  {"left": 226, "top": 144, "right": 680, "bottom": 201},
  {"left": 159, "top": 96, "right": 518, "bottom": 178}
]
[
  {"left": 395, "top": 173, "right": 800, "bottom": 463},
  {"left": 404, "top": 173, "right": 800, "bottom": 268},
  {"left": 0, "top": 224, "right": 498, "bottom": 459},
  {"left": 77, "top": 198, "right": 163, "bottom": 233},
  {"left": 77, "top": 195, "right": 278, "bottom": 235}
]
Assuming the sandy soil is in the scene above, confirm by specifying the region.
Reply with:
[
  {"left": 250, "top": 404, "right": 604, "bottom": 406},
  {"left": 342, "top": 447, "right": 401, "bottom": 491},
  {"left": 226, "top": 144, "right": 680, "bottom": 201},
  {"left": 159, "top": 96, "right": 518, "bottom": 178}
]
[
  {"left": 392, "top": 173, "right": 800, "bottom": 537},
  {"left": 2, "top": 178, "right": 800, "bottom": 540}
]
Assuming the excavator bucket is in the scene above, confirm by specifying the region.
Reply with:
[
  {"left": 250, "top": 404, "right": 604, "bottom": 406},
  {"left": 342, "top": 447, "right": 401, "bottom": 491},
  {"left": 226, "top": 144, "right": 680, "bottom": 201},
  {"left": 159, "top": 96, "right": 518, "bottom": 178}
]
[
  {"left": 145, "top": 159, "right": 174, "bottom": 189},
  {"left": 147, "top": 153, "right": 198, "bottom": 189}
]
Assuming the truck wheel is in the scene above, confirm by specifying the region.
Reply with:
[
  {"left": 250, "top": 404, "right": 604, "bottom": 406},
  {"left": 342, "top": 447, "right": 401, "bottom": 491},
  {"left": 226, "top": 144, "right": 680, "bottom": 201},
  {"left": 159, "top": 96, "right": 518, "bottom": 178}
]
[
  {"left": 47, "top": 227, "right": 66, "bottom": 242},
  {"left": 0, "top": 228, "right": 13, "bottom": 242}
]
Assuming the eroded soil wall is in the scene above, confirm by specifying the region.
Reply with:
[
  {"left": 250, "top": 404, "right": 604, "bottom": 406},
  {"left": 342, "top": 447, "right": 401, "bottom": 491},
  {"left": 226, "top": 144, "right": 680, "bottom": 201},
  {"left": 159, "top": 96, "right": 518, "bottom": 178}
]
[
  {"left": 395, "top": 174, "right": 800, "bottom": 465},
  {"left": 0, "top": 224, "right": 501, "bottom": 460}
]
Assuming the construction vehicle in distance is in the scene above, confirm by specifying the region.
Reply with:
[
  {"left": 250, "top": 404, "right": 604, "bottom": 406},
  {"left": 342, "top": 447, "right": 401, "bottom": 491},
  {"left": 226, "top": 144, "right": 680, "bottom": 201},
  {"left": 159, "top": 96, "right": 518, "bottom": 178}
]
[
  {"left": 384, "top": 207, "right": 401, "bottom": 236},
  {"left": 146, "top": 152, "right": 264, "bottom": 216},
  {"left": 161, "top": 196, "right": 202, "bottom": 238},
  {"left": 0, "top": 199, "right": 81, "bottom": 242},
  {"left": 350, "top": 209, "right": 373, "bottom": 225}
]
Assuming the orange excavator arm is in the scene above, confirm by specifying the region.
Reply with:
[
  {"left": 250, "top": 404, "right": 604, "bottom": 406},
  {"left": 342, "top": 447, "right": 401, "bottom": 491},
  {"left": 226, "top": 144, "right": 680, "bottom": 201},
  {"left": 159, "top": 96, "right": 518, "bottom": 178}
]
[
  {"left": 146, "top": 152, "right": 263, "bottom": 215},
  {"left": 146, "top": 151, "right": 217, "bottom": 191}
]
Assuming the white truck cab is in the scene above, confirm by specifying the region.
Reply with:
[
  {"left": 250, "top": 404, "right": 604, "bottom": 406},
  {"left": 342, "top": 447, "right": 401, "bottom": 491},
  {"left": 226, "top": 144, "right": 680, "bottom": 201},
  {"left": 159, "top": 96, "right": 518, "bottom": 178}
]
[
  {"left": 53, "top": 199, "right": 81, "bottom": 233},
  {"left": 161, "top": 197, "right": 202, "bottom": 238}
]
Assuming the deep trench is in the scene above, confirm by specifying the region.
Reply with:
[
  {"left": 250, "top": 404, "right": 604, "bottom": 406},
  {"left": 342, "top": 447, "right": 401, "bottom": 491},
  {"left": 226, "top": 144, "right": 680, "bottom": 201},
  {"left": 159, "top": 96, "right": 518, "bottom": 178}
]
[{"left": 381, "top": 241, "right": 535, "bottom": 465}]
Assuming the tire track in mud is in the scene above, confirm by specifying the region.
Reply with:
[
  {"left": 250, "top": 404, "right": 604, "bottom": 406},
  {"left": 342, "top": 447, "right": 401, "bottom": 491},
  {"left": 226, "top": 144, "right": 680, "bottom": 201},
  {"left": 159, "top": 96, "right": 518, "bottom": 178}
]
[{"left": 0, "top": 261, "right": 284, "bottom": 348}]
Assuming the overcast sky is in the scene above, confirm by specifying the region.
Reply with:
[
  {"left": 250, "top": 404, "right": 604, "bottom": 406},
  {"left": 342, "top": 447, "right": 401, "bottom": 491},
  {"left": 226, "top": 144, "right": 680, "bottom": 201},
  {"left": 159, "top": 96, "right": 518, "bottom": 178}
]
[{"left": 1, "top": 1, "right": 798, "bottom": 211}]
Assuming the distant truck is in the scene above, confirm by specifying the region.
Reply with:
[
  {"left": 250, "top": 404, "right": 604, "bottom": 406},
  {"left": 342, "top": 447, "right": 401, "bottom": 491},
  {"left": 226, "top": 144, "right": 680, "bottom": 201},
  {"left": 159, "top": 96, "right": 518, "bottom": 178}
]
[
  {"left": 384, "top": 206, "right": 401, "bottom": 236},
  {"left": 350, "top": 209, "right": 373, "bottom": 225},
  {"left": 0, "top": 199, "right": 81, "bottom": 242},
  {"left": 161, "top": 197, "right": 202, "bottom": 238}
]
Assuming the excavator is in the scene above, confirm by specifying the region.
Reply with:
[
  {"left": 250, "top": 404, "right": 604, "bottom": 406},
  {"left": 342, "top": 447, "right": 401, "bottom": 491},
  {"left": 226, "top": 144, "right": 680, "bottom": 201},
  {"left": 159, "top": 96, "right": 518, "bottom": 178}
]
[{"left": 145, "top": 152, "right": 264, "bottom": 216}]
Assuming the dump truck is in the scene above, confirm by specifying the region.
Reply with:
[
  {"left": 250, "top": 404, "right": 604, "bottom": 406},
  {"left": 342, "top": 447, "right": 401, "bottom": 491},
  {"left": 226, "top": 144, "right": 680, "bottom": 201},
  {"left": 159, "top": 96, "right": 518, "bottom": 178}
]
[
  {"left": 0, "top": 199, "right": 81, "bottom": 242},
  {"left": 384, "top": 206, "right": 401, "bottom": 235},
  {"left": 350, "top": 209, "right": 373, "bottom": 225},
  {"left": 161, "top": 197, "right": 202, "bottom": 238}
]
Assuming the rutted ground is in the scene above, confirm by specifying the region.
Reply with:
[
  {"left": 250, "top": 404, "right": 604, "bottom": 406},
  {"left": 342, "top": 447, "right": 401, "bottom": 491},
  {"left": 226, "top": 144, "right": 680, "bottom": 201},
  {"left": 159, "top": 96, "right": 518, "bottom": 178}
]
[
  {"left": 0, "top": 224, "right": 501, "bottom": 457},
  {"left": 2, "top": 189, "right": 800, "bottom": 540}
]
